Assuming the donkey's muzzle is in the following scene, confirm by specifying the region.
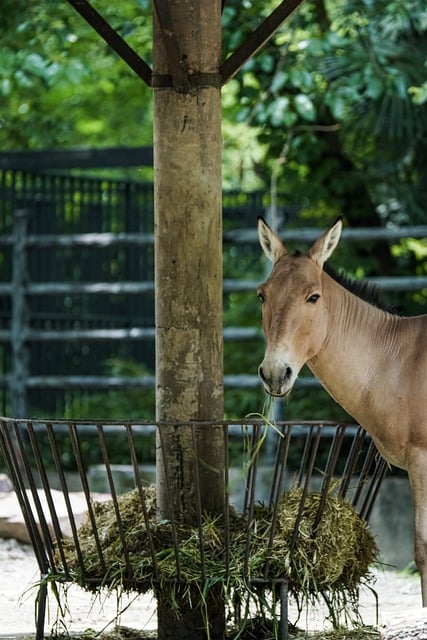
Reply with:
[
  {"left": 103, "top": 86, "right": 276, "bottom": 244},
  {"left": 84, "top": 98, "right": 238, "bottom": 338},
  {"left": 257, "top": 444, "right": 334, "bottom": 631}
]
[{"left": 258, "top": 363, "right": 293, "bottom": 397}]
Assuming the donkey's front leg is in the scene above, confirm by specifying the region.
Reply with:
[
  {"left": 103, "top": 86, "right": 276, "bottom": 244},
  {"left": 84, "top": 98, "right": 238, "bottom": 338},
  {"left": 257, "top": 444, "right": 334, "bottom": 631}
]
[{"left": 408, "top": 458, "right": 427, "bottom": 606}]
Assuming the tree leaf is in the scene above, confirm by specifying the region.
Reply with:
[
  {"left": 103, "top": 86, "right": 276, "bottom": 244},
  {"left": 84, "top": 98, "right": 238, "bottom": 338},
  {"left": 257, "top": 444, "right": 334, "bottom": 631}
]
[{"left": 294, "top": 94, "right": 316, "bottom": 121}]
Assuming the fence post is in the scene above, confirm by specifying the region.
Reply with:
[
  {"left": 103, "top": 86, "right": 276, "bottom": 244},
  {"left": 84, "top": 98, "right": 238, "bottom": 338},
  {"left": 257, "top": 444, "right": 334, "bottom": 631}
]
[{"left": 10, "top": 208, "right": 30, "bottom": 418}]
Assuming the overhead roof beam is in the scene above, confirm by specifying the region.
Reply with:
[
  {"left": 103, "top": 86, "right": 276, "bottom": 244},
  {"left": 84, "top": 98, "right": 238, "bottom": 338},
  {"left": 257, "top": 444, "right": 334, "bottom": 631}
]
[
  {"left": 66, "top": 0, "right": 153, "bottom": 86},
  {"left": 67, "top": 0, "right": 306, "bottom": 90},
  {"left": 220, "top": 0, "right": 307, "bottom": 85}
]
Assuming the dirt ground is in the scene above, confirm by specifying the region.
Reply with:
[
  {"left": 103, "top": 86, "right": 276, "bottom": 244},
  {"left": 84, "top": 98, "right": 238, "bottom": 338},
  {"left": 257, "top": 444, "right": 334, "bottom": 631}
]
[{"left": 0, "top": 537, "right": 423, "bottom": 638}]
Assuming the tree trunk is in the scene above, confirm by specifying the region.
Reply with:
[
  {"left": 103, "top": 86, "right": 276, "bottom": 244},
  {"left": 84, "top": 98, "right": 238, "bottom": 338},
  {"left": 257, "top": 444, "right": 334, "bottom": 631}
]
[{"left": 153, "top": 2, "right": 224, "bottom": 638}]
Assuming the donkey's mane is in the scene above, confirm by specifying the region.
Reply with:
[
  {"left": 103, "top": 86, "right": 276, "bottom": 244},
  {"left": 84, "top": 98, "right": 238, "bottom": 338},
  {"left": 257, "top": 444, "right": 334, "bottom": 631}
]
[{"left": 323, "top": 263, "right": 396, "bottom": 314}]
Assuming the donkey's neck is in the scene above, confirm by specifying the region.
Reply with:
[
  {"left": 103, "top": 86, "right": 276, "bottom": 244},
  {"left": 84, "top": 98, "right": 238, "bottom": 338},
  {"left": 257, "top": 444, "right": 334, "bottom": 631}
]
[{"left": 307, "top": 272, "right": 399, "bottom": 430}]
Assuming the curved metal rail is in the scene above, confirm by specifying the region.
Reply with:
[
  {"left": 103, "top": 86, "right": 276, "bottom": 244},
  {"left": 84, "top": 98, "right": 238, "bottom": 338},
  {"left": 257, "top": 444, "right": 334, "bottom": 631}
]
[{"left": 0, "top": 418, "right": 387, "bottom": 639}]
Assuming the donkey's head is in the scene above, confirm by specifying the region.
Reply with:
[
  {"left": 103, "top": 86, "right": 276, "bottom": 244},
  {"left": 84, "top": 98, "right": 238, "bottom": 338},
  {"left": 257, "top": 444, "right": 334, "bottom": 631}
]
[{"left": 257, "top": 217, "right": 342, "bottom": 397}]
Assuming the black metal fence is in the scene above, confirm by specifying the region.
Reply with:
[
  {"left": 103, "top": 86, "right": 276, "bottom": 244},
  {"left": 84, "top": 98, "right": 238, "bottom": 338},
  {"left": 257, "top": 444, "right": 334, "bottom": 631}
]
[
  {"left": 0, "top": 169, "right": 156, "bottom": 416},
  {"left": 0, "top": 164, "right": 269, "bottom": 417},
  {"left": 1, "top": 154, "right": 426, "bottom": 418}
]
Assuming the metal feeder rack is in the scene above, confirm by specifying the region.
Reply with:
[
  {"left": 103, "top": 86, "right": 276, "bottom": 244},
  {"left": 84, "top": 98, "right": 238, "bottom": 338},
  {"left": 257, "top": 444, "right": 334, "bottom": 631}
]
[{"left": 0, "top": 418, "right": 387, "bottom": 640}]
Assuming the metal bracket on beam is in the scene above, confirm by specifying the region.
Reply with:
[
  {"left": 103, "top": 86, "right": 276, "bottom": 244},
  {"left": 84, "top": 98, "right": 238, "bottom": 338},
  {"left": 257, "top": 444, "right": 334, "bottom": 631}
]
[
  {"left": 67, "top": 0, "right": 307, "bottom": 91},
  {"left": 152, "top": 73, "right": 221, "bottom": 90}
]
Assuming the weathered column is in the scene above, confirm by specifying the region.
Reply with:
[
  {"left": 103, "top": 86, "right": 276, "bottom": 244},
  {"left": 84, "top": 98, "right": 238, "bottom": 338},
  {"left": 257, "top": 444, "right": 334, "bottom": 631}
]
[{"left": 153, "top": 1, "right": 224, "bottom": 638}]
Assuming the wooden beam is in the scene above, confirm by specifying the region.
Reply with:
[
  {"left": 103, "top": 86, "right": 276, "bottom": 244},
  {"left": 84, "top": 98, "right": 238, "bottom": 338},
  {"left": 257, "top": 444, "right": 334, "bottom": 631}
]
[
  {"left": 220, "top": 0, "right": 307, "bottom": 84},
  {"left": 66, "top": 0, "right": 152, "bottom": 86},
  {"left": 153, "top": 1, "right": 225, "bottom": 635}
]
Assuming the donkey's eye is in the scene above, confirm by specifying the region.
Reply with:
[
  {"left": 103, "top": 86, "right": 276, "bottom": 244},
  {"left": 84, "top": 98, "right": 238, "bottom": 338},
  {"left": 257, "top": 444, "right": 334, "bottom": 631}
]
[
  {"left": 258, "top": 293, "right": 265, "bottom": 304},
  {"left": 307, "top": 293, "right": 320, "bottom": 304}
]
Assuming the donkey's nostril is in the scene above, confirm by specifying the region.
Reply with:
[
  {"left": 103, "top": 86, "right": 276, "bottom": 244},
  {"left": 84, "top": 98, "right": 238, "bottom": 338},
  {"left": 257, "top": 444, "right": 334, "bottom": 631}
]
[{"left": 258, "top": 362, "right": 294, "bottom": 397}]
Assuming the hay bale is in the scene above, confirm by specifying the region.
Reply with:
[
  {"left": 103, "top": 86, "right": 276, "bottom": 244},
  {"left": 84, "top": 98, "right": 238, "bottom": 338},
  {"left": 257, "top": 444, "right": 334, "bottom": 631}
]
[
  {"left": 276, "top": 488, "right": 378, "bottom": 596},
  {"left": 57, "top": 484, "right": 378, "bottom": 623}
]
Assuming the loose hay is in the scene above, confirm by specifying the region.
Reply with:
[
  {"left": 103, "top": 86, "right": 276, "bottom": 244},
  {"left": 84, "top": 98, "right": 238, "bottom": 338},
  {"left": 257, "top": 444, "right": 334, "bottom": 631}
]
[
  {"left": 277, "top": 488, "right": 378, "bottom": 594},
  {"left": 57, "top": 485, "right": 378, "bottom": 627}
]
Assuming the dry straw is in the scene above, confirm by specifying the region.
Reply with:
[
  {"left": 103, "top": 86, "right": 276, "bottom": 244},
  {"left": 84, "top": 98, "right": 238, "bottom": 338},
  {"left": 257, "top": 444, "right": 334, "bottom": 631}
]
[{"left": 58, "top": 483, "right": 378, "bottom": 628}]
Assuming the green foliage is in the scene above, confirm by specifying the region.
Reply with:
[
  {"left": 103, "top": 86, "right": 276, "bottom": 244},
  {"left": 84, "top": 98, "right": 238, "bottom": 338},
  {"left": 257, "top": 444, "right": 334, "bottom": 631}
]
[
  {"left": 0, "top": 0, "right": 153, "bottom": 151},
  {"left": 64, "top": 358, "right": 155, "bottom": 421},
  {"left": 223, "top": 0, "right": 427, "bottom": 224}
]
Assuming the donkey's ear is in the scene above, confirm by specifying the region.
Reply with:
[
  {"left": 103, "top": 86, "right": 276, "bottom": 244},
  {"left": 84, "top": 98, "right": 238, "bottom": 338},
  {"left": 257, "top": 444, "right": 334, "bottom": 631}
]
[
  {"left": 258, "top": 216, "right": 287, "bottom": 263},
  {"left": 308, "top": 217, "right": 343, "bottom": 267}
]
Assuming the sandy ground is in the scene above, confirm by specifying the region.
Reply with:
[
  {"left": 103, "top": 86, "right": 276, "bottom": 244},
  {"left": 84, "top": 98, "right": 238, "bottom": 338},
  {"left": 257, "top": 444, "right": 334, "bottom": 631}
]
[{"left": 0, "top": 537, "right": 424, "bottom": 638}]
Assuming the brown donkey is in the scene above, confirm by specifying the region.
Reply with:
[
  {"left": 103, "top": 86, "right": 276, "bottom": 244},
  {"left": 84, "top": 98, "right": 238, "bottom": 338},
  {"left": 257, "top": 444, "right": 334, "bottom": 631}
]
[{"left": 257, "top": 216, "right": 427, "bottom": 604}]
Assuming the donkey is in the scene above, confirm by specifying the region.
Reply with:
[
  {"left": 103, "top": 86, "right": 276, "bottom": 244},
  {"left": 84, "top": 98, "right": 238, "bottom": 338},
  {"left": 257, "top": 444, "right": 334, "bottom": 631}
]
[{"left": 257, "top": 216, "right": 427, "bottom": 604}]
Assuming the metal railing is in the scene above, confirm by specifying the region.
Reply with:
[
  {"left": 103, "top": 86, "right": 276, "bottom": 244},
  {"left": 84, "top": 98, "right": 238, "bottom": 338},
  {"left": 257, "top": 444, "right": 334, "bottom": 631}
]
[{"left": 0, "top": 418, "right": 388, "bottom": 640}]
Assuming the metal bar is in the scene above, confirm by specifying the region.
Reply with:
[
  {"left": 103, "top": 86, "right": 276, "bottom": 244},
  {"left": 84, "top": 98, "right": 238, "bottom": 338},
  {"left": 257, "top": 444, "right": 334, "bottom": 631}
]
[
  {"left": 0, "top": 373, "right": 318, "bottom": 390},
  {"left": 16, "top": 422, "right": 58, "bottom": 572},
  {"left": 68, "top": 423, "right": 107, "bottom": 577},
  {"left": 66, "top": 0, "right": 152, "bottom": 86},
  {"left": 296, "top": 424, "right": 316, "bottom": 487},
  {"left": 16, "top": 232, "right": 155, "bottom": 248},
  {"left": 190, "top": 424, "right": 206, "bottom": 581},
  {"left": 11, "top": 209, "right": 30, "bottom": 417},
  {"left": 359, "top": 453, "right": 389, "bottom": 522},
  {"left": 223, "top": 375, "right": 320, "bottom": 389},
  {"left": 312, "top": 424, "right": 346, "bottom": 532},
  {"left": 1, "top": 225, "right": 425, "bottom": 248},
  {"left": 263, "top": 424, "right": 291, "bottom": 580},
  {"left": 279, "top": 580, "right": 289, "bottom": 640},
  {"left": 338, "top": 426, "right": 367, "bottom": 499},
  {"left": 95, "top": 423, "right": 133, "bottom": 580},
  {"left": 0, "top": 146, "right": 153, "bottom": 171},
  {"left": 25, "top": 422, "right": 64, "bottom": 573},
  {"left": 289, "top": 425, "right": 322, "bottom": 553},
  {"left": 268, "top": 423, "right": 291, "bottom": 509},
  {"left": 25, "top": 328, "right": 156, "bottom": 341},
  {"left": 222, "top": 225, "right": 427, "bottom": 244},
  {"left": 223, "top": 276, "right": 427, "bottom": 292},
  {"left": 156, "top": 424, "right": 182, "bottom": 581},
  {"left": 125, "top": 424, "right": 160, "bottom": 580},
  {"left": 351, "top": 440, "right": 378, "bottom": 512},
  {"left": 363, "top": 458, "right": 389, "bottom": 522},
  {"left": 243, "top": 422, "right": 262, "bottom": 575},
  {"left": 2, "top": 275, "right": 422, "bottom": 297},
  {"left": 45, "top": 422, "right": 85, "bottom": 578},
  {"left": 0, "top": 327, "right": 259, "bottom": 342},
  {"left": 35, "top": 580, "right": 48, "bottom": 640},
  {"left": 25, "top": 282, "right": 155, "bottom": 295},
  {"left": 223, "top": 423, "right": 230, "bottom": 580},
  {"left": 242, "top": 423, "right": 260, "bottom": 514},
  {"left": 0, "top": 421, "right": 50, "bottom": 575},
  {"left": 220, "top": 0, "right": 307, "bottom": 84},
  {"left": 24, "top": 375, "right": 156, "bottom": 389}
]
